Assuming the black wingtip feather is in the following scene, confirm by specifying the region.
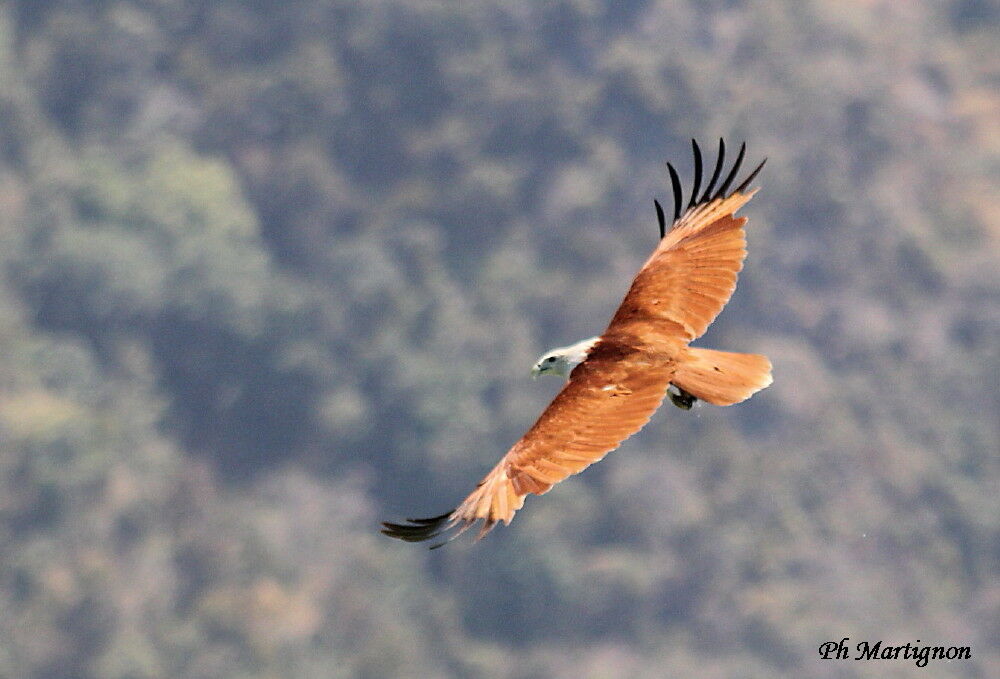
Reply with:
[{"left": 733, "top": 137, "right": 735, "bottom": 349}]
[
  {"left": 666, "top": 162, "right": 682, "bottom": 221},
  {"left": 652, "top": 138, "right": 763, "bottom": 240},
  {"left": 734, "top": 157, "right": 766, "bottom": 194},
  {"left": 700, "top": 138, "right": 726, "bottom": 203},
  {"left": 381, "top": 510, "right": 455, "bottom": 545},
  {"left": 714, "top": 141, "right": 746, "bottom": 200},
  {"left": 688, "top": 139, "right": 703, "bottom": 208},
  {"left": 406, "top": 513, "right": 453, "bottom": 525}
]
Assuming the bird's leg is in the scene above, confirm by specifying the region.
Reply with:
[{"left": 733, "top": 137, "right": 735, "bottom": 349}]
[{"left": 667, "top": 384, "right": 697, "bottom": 410}]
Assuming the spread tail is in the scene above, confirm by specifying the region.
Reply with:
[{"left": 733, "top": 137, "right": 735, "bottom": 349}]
[{"left": 672, "top": 347, "right": 772, "bottom": 406}]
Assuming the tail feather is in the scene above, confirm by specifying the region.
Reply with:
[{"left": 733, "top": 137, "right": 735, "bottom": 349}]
[{"left": 672, "top": 347, "right": 772, "bottom": 406}]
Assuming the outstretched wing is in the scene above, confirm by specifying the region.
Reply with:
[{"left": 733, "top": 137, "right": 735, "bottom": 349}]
[
  {"left": 626, "top": 139, "right": 766, "bottom": 343},
  {"left": 382, "top": 140, "right": 765, "bottom": 547},
  {"left": 381, "top": 341, "right": 674, "bottom": 546}
]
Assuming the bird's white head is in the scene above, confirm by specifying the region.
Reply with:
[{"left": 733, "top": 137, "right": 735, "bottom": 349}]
[{"left": 531, "top": 336, "right": 600, "bottom": 379}]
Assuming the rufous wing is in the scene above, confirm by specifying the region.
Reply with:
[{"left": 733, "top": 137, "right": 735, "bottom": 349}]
[
  {"left": 381, "top": 343, "right": 674, "bottom": 545},
  {"left": 607, "top": 190, "right": 757, "bottom": 344}
]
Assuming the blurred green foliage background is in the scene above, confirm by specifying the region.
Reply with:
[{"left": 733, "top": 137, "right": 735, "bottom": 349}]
[{"left": 0, "top": 1, "right": 996, "bottom": 677}]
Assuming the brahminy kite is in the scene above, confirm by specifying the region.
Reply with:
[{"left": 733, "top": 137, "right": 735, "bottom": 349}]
[{"left": 383, "top": 139, "right": 772, "bottom": 547}]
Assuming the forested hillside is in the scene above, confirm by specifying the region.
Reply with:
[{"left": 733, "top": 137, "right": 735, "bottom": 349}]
[{"left": 0, "top": 1, "right": 996, "bottom": 677}]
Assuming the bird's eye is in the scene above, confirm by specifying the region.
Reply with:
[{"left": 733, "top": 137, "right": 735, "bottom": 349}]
[{"left": 545, "top": 357, "right": 556, "bottom": 363}]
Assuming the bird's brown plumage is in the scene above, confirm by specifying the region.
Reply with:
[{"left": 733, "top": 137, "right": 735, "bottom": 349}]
[{"left": 383, "top": 139, "right": 772, "bottom": 547}]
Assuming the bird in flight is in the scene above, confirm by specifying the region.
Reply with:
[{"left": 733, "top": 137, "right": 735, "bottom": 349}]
[{"left": 383, "top": 139, "right": 772, "bottom": 547}]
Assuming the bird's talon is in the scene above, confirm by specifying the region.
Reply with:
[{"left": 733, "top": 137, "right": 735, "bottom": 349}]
[{"left": 668, "top": 387, "right": 697, "bottom": 410}]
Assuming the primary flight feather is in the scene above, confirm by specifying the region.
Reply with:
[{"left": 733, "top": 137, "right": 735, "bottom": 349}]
[{"left": 383, "top": 139, "right": 772, "bottom": 547}]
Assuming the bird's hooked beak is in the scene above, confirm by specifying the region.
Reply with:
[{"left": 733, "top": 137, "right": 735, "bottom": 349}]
[{"left": 530, "top": 365, "right": 541, "bottom": 379}]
